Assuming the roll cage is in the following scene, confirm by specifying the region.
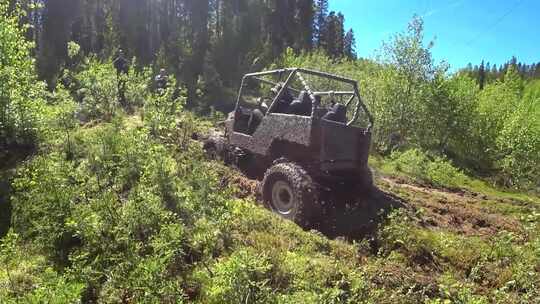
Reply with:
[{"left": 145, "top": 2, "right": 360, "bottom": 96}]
[{"left": 234, "top": 68, "right": 374, "bottom": 129}]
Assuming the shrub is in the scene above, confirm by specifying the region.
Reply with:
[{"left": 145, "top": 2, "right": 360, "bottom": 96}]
[
  {"left": 71, "top": 57, "right": 119, "bottom": 121},
  {"left": 202, "top": 249, "right": 275, "bottom": 304},
  {"left": 10, "top": 154, "right": 80, "bottom": 264},
  {"left": 388, "top": 148, "right": 470, "bottom": 188},
  {"left": 426, "top": 158, "right": 470, "bottom": 189},
  {"left": 0, "top": 231, "right": 84, "bottom": 303},
  {"left": 496, "top": 85, "right": 540, "bottom": 190},
  {"left": 0, "top": 1, "right": 46, "bottom": 148},
  {"left": 124, "top": 61, "right": 153, "bottom": 109},
  {"left": 143, "top": 76, "right": 184, "bottom": 138}
]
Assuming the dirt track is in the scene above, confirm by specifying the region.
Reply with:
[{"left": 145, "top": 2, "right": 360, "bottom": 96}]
[{"left": 217, "top": 163, "right": 535, "bottom": 241}]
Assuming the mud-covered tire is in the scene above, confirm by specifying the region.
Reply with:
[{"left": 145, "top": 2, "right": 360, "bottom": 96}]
[{"left": 261, "top": 162, "right": 320, "bottom": 227}]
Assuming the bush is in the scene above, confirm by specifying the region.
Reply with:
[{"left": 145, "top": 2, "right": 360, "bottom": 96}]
[
  {"left": 426, "top": 159, "right": 469, "bottom": 189},
  {"left": 9, "top": 110, "right": 236, "bottom": 301},
  {"left": 0, "top": 231, "right": 84, "bottom": 303},
  {"left": 124, "top": 60, "right": 153, "bottom": 109},
  {"left": 202, "top": 249, "right": 275, "bottom": 304},
  {"left": 11, "top": 154, "right": 80, "bottom": 264},
  {"left": 0, "top": 1, "right": 47, "bottom": 148},
  {"left": 496, "top": 83, "right": 540, "bottom": 190},
  {"left": 388, "top": 148, "right": 470, "bottom": 188},
  {"left": 71, "top": 57, "right": 119, "bottom": 121},
  {"left": 142, "top": 80, "right": 206, "bottom": 149}
]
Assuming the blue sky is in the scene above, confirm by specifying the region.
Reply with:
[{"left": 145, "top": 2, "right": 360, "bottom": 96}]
[{"left": 329, "top": 0, "right": 540, "bottom": 69}]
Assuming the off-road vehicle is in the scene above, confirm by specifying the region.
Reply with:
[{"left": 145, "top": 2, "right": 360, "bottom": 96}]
[{"left": 204, "top": 68, "right": 374, "bottom": 227}]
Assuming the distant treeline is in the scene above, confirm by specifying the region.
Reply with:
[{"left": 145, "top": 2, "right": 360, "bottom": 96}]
[
  {"left": 461, "top": 57, "right": 540, "bottom": 89},
  {"left": 10, "top": 0, "right": 356, "bottom": 109}
]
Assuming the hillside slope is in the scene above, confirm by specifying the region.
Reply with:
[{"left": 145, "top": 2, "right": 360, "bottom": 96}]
[{"left": 2, "top": 113, "right": 538, "bottom": 303}]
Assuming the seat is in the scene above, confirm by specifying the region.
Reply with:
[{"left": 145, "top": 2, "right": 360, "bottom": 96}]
[
  {"left": 288, "top": 91, "right": 312, "bottom": 116},
  {"left": 273, "top": 89, "right": 294, "bottom": 114},
  {"left": 247, "top": 109, "right": 264, "bottom": 135},
  {"left": 322, "top": 103, "right": 347, "bottom": 124}
]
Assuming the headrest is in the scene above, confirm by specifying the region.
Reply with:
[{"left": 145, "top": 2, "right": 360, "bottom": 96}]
[
  {"left": 298, "top": 91, "right": 311, "bottom": 105},
  {"left": 333, "top": 104, "right": 346, "bottom": 115}
]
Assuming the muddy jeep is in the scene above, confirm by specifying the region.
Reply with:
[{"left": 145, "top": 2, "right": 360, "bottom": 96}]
[{"left": 205, "top": 68, "right": 374, "bottom": 227}]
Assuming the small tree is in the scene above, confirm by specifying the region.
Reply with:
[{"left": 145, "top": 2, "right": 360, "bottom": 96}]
[
  {"left": 343, "top": 29, "right": 357, "bottom": 60},
  {"left": 0, "top": 0, "right": 45, "bottom": 148},
  {"left": 496, "top": 81, "right": 540, "bottom": 188},
  {"left": 475, "top": 65, "right": 523, "bottom": 170},
  {"left": 377, "top": 15, "right": 440, "bottom": 149}
]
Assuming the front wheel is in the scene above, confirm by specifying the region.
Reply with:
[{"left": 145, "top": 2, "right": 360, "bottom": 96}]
[{"left": 261, "top": 162, "right": 320, "bottom": 227}]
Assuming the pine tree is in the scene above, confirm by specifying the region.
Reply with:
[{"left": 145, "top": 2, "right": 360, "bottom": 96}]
[
  {"left": 297, "top": 0, "right": 314, "bottom": 50},
  {"left": 38, "top": 0, "right": 81, "bottom": 88},
  {"left": 335, "top": 12, "right": 345, "bottom": 57},
  {"left": 322, "top": 11, "right": 336, "bottom": 56},
  {"left": 491, "top": 63, "right": 498, "bottom": 80},
  {"left": 510, "top": 56, "right": 518, "bottom": 67},
  {"left": 314, "top": 0, "right": 328, "bottom": 47},
  {"left": 343, "top": 28, "right": 357, "bottom": 59},
  {"left": 319, "top": 11, "right": 347, "bottom": 58},
  {"left": 478, "top": 60, "right": 486, "bottom": 90},
  {"left": 184, "top": 0, "right": 210, "bottom": 105},
  {"left": 535, "top": 63, "right": 540, "bottom": 79}
]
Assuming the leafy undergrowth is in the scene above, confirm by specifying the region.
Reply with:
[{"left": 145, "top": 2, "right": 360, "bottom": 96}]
[
  {"left": 2, "top": 111, "right": 540, "bottom": 303},
  {"left": 370, "top": 149, "right": 538, "bottom": 204},
  {"left": 1, "top": 59, "right": 538, "bottom": 303}
]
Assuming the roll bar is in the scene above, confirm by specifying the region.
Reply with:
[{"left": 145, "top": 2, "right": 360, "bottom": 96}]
[{"left": 235, "top": 68, "right": 374, "bottom": 130}]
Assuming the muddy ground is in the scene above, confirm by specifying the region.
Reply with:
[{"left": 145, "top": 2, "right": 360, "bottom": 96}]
[{"left": 216, "top": 164, "right": 537, "bottom": 241}]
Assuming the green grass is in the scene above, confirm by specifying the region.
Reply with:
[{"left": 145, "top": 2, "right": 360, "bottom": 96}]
[
  {"left": 369, "top": 153, "right": 540, "bottom": 205},
  {"left": 2, "top": 112, "right": 539, "bottom": 303}
]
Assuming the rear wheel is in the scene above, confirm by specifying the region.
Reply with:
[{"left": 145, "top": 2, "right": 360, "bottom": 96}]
[{"left": 262, "top": 162, "right": 320, "bottom": 227}]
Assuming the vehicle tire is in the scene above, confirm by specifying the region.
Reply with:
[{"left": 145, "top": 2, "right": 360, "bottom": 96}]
[{"left": 261, "top": 162, "right": 320, "bottom": 227}]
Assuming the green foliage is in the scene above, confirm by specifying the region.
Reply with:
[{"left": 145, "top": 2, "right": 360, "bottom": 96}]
[
  {"left": 0, "top": 0, "right": 46, "bottom": 148},
  {"left": 203, "top": 249, "right": 275, "bottom": 304},
  {"left": 387, "top": 149, "right": 470, "bottom": 189},
  {"left": 0, "top": 169, "right": 13, "bottom": 238},
  {"left": 496, "top": 81, "right": 540, "bottom": 189},
  {"left": 476, "top": 66, "right": 524, "bottom": 166},
  {"left": 67, "top": 41, "right": 81, "bottom": 60},
  {"left": 277, "top": 17, "right": 538, "bottom": 191},
  {"left": 68, "top": 57, "right": 157, "bottom": 123},
  {"left": 11, "top": 154, "right": 80, "bottom": 264},
  {"left": 421, "top": 73, "right": 479, "bottom": 158},
  {"left": 9, "top": 105, "right": 234, "bottom": 301},
  {"left": 124, "top": 62, "right": 152, "bottom": 109},
  {"left": 143, "top": 76, "right": 184, "bottom": 138},
  {"left": 71, "top": 57, "right": 119, "bottom": 121},
  {"left": 379, "top": 209, "right": 540, "bottom": 303},
  {"left": 0, "top": 231, "right": 84, "bottom": 303}
]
